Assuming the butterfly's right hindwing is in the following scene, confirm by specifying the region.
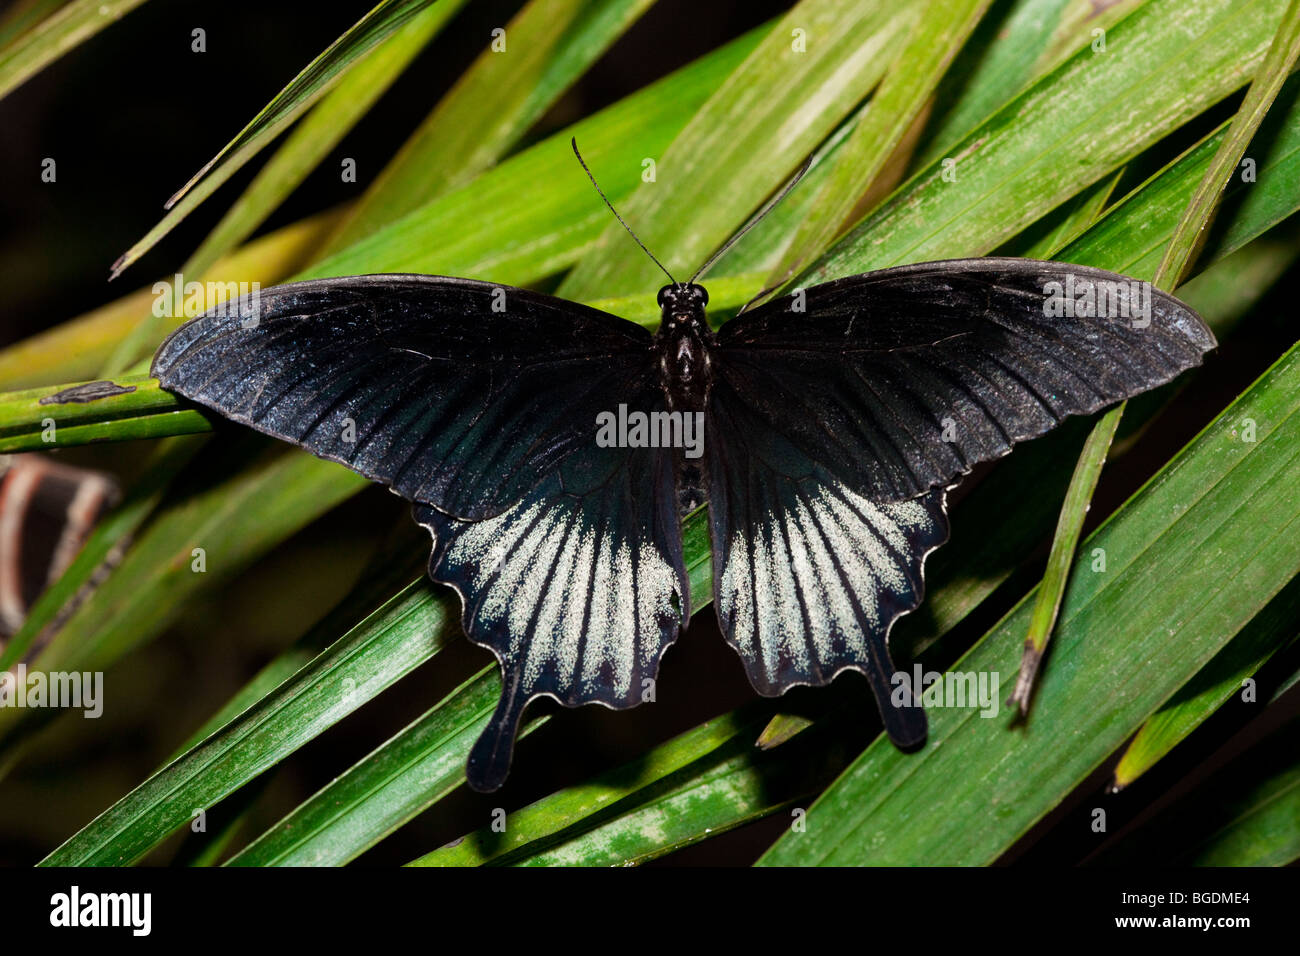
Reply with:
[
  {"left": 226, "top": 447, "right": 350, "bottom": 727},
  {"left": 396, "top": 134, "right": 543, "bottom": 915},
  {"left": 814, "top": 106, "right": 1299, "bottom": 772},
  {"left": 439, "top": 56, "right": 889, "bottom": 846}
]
[{"left": 705, "top": 374, "right": 948, "bottom": 747}]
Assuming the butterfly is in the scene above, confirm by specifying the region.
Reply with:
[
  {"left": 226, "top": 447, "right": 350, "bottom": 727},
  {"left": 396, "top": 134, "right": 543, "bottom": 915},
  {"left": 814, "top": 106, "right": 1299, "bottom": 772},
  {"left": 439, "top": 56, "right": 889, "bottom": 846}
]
[{"left": 150, "top": 151, "right": 1215, "bottom": 793}]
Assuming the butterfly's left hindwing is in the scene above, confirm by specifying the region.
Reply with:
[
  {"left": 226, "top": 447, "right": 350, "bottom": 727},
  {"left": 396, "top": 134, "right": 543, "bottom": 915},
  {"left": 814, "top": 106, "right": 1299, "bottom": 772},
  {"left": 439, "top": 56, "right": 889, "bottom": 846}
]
[
  {"left": 415, "top": 434, "right": 688, "bottom": 793},
  {"left": 706, "top": 375, "right": 948, "bottom": 747}
]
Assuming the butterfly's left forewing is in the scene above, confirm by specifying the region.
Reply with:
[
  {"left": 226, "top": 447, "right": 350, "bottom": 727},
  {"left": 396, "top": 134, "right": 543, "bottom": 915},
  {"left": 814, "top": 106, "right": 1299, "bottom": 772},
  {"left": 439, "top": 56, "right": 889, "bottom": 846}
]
[{"left": 151, "top": 274, "right": 661, "bottom": 521}]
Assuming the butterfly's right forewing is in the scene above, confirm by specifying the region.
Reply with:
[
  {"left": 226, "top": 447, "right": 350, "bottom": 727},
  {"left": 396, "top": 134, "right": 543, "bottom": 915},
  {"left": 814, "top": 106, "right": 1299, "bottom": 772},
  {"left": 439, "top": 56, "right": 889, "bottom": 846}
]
[{"left": 719, "top": 258, "right": 1216, "bottom": 504}]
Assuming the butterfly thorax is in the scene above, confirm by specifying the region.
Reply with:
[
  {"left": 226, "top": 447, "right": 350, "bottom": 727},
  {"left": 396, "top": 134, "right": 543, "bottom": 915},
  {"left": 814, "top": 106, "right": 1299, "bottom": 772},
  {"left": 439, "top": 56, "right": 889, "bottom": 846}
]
[{"left": 654, "top": 283, "right": 715, "bottom": 413}]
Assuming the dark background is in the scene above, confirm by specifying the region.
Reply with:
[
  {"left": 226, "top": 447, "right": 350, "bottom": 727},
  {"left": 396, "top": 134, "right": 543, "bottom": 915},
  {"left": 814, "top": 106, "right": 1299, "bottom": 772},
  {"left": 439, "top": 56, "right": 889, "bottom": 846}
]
[{"left": 1, "top": 0, "right": 1297, "bottom": 867}]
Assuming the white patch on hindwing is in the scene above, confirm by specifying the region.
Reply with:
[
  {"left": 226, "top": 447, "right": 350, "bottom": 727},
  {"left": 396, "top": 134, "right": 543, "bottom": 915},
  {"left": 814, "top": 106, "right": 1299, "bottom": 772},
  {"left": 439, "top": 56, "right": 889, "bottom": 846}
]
[
  {"left": 784, "top": 500, "right": 832, "bottom": 655},
  {"left": 720, "top": 476, "right": 936, "bottom": 681},
  {"left": 558, "top": 527, "right": 597, "bottom": 680},
  {"left": 763, "top": 503, "right": 802, "bottom": 676},
  {"left": 582, "top": 524, "right": 616, "bottom": 693},
  {"left": 441, "top": 493, "right": 681, "bottom": 704},
  {"left": 522, "top": 514, "right": 579, "bottom": 686}
]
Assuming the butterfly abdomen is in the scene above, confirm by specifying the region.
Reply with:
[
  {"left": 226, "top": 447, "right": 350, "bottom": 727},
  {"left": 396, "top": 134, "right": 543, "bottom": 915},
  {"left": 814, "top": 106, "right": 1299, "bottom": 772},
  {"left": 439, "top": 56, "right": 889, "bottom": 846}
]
[{"left": 653, "top": 284, "right": 716, "bottom": 516}]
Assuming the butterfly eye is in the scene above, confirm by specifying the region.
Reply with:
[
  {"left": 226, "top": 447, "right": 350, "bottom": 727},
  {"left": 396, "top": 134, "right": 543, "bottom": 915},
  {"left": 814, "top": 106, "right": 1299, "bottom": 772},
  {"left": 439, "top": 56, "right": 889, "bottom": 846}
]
[
  {"left": 696, "top": 286, "right": 709, "bottom": 307},
  {"left": 656, "top": 287, "right": 670, "bottom": 308}
]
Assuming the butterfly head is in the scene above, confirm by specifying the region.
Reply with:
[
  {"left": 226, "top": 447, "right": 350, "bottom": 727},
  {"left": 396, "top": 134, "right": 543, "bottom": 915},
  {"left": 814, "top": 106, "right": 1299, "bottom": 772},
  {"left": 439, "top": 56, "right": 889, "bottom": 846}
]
[{"left": 657, "top": 283, "right": 709, "bottom": 328}]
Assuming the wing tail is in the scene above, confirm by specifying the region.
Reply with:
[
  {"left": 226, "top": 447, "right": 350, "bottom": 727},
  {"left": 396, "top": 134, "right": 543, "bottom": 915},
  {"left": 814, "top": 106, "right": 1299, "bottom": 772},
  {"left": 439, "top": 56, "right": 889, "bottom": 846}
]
[
  {"left": 859, "top": 632, "right": 927, "bottom": 748},
  {"left": 467, "top": 674, "right": 528, "bottom": 793}
]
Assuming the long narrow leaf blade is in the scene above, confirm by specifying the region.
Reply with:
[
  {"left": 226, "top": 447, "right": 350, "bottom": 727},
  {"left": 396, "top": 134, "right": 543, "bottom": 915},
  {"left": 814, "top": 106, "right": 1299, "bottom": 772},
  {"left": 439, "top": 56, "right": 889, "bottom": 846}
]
[
  {"left": 325, "top": 0, "right": 659, "bottom": 250},
  {"left": 109, "top": 0, "right": 448, "bottom": 279}
]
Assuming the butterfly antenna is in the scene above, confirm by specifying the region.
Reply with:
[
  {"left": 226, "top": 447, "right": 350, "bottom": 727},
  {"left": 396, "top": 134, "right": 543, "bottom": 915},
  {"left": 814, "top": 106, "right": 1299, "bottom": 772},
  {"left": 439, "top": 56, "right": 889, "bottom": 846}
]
[
  {"left": 572, "top": 138, "right": 678, "bottom": 287},
  {"left": 688, "top": 155, "right": 813, "bottom": 285},
  {"left": 736, "top": 274, "right": 790, "bottom": 316}
]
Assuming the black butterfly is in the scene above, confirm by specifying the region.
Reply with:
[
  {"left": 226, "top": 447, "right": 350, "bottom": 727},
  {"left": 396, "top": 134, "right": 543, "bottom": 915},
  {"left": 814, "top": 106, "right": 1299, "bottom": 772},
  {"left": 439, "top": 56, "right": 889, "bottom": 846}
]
[{"left": 150, "top": 158, "right": 1214, "bottom": 793}]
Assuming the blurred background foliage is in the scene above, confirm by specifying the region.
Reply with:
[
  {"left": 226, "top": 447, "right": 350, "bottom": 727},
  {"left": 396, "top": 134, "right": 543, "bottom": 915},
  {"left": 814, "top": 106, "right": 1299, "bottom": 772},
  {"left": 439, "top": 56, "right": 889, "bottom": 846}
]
[{"left": 0, "top": 0, "right": 1297, "bottom": 866}]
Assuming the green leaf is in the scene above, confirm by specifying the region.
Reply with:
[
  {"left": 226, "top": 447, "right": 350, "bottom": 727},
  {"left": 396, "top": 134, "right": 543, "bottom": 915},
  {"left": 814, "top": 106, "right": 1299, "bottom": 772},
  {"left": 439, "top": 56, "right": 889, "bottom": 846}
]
[
  {"left": 0, "top": 7, "right": 745, "bottom": 388},
  {"left": 170, "top": 779, "right": 269, "bottom": 867},
  {"left": 306, "top": 24, "right": 763, "bottom": 286},
  {"left": 176, "top": 2, "right": 466, "bottom": 283},
  {"left": 1060, "top": 75, "right": 1300, "bottom": 274},
  {"left": 0, "top": 0, "right": 69, "bottom": 51},
  {"left": 1100, "top": 712, "right": 1300, "bottom": 866},
  {"left": 1015, "top": 0, "right": 1300, "bottom": 715},
  {"left": 98, "top": 2, "right": 466, "bottom": 376},
  {"left": 1, "top": 442, "right": 366, "bottom": 750},
  {"left": 0, "top": 212, "right": 339, "bottom": 393},
  {"left": 40, "top": 572, "right": 455, "bottom": 866},
  {"left": 225, "top": 668, "right": 526, "bottom": 866},
  {"left": 507, "top": 720, "right": 844, "bottom": 867},
  {"left": 1158, "top": 0, "right": 1300, "bottom": 290},
  {"left": 0, "top": 0, "right": 148, "bottom": 101},
  {"left": 1270, "top": 659, "right": 1300, "bottom": 700},
  {"left": 1104, "top": 237, "right": 1300, "bottom": 788},
  {"left": 324, "top": 0, "right": 659, "bottom": 252},
  {"left": 915, "top": 0, "right": 1117, "bottom": 165},
  {"left": 1034, "top": 0, "right": 1147, "bottom": 74},
  {"left": 1008, "top": 404, "right": 1122, "bottom": 713},
  {"left": 801, "top": 0, "right": 1288, "bottom": 284},
  {"left": 109, "top": 0, "right": 450, "bottom": 280},
  {"left": 1112, "top": 580, "right": 1300, "bottom": 791},
  {"left": 0, "top": 375, "right": 211, "bottom": 455},
  {"left": 770, "top": 0, "right": 992, "bottom": 282},
  {"left": 170, "top": 533, "right": 428, "bottom": 773},
  {"left": 409, "top": 710, "right": 765, "bottom": 866},
  {"left": 760, "top": 341, "right": 1300, "bottom": 865},
  {"left": 1184, "top": 756, "right": 1300, "bottom": 866},
  {"left": 1008, "top": 169, "right": 1122, "bottom": 259},
  {"left": 558, "top": 0, "right": 918, "bottom": 300}
]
